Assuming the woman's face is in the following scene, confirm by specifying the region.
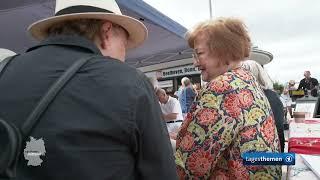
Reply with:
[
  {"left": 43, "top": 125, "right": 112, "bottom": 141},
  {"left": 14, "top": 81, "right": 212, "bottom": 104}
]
[{"left": 193, "top": 34, "right": 222, "bottom": 82}]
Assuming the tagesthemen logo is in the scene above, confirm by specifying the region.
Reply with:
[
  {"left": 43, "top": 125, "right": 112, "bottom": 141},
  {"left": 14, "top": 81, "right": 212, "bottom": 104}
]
[
  {"left": 23, "top": 137, "right": 46, "bottom": 166},
  {"left": 242, "top": 152, "right": 295, "bottom": 165}
]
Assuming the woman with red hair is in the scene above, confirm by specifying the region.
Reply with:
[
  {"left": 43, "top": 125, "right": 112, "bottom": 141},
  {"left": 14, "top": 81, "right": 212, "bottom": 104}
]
[{"left": 175, "top": 17, "right": 281, "bottom": 179}]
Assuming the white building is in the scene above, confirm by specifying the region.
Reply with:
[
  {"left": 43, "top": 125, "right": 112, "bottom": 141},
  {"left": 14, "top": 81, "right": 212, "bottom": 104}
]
[{"left": 139, "top": 48, "right": 273, "bottom": 95}]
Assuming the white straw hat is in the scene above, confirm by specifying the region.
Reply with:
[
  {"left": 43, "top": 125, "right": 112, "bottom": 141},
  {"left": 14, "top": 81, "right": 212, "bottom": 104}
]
[
  {"left": 28, "top": 0, "right": 148, "bottom": 49},
  {"left": 0, "top": 48, "right": 16, "bottom": 62}
]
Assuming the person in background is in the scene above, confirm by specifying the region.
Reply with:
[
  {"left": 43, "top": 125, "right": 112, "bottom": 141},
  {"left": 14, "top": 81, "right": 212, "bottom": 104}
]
[
  {"left": 281, "top": 88, "right": 293, "bottom": 119},
  {"left": 288, "top": 80, "right": 297, "bottom": 91},
  {"left": 298, "top": 71, "right": 319, "bottom": 97},
  {"left": 0, "top": 0, "right": 178, "bottom": 179},
  {"left": 174, "top": 85, "right": 182, "bottom": 99},
  {"left": 178, "top": 77, "right": 196, "bottom": 117},
  {"left": 175, "top": 17, "right": 281, "bottom": 179},
  {"left": 242, "top": 60, "right": 285, "bottom": 152},
  {"left": 148, "top": 76, "right": 159, "bottom": 91},
  {"left": 287, "top": 80, "right": 298, "bottom": 109},
  {"left": 156, "top": 88, "right": 184, "bottom": 134}
]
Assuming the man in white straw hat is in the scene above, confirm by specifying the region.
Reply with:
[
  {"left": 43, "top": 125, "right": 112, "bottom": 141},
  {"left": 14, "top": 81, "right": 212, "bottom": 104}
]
[{"left": 0, "top": 0, "right": 178, "bottom": 179}]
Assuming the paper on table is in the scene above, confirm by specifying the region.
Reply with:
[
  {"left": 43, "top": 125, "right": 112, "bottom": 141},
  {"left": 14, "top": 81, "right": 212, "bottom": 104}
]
[
  {"left": 295, "top": 102, "right": 316, "bottom": 116},
  {"left": 301, "top": 154, "right": 320, "bottom": 178},
  {"left": 290, "top": 123, "right": 320, "bottom": 138}
]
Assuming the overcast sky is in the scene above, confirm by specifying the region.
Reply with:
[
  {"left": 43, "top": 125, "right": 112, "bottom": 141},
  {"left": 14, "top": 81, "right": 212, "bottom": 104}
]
[{"left": 144, "top": 0, "right": 320, "bottom": 85}]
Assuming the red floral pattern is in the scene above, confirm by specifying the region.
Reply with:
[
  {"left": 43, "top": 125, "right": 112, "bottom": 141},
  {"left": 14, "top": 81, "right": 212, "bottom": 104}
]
[
  {"left": 211, "top": 169, "right": 230, "bottom": 180},
  {"left": 209, "top": 80, "right": 232, "bottom": 94},
  {"left": 175, "top": 68, "right": 281, "bottom": 179},
  {"left": 229, "top": 148, "right": 241, "bottom": 160},
  {"left": 228, "top": 160, "right": 250, "bottom": 179},
  {"left": 179, "top": 132, "right": 194, "bottom": 151},
  {"left": 242, "top": 127, "right": 258, "bottom": 140},
  {"left": 177, "top": 166, "right": 186, "bottom": 180},
  {"left": 186, "top": 149, "right": 213, "bottom": 177},
  {"left": 238, "top": 89, "right": 254, "bottom": 108},
  {"left": 261, "top": 116, "right": 276, "bottom": 145},
  {"left": 196, "top": 108, "right": 219, "bottom": 126},
  {"left": 246, "top": 165, "right": 266, "bottom": 171},
  {"left": 234, "top": 69, "right": 253, "bottom": 81},
  {"left": 223, "top": 93, "right": 241, "bottom": 118}
]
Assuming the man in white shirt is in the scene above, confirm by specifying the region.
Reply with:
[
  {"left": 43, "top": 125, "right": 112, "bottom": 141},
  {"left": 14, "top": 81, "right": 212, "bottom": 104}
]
[
  {"left": 280, "top": 88, "right": 293, "bottom": 119},
  {"left": 156, "top": 88, "right": 183, "bottom": 133}
]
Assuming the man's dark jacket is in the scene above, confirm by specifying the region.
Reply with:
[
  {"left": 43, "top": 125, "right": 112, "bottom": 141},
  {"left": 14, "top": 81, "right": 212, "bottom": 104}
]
[
  {"left": 264, "top": 89, "right": 285, "bottom": 152},
  {"left": 298, "top": 77, "right": 319, "bottom": 97},
  {"left": 0, "top": 35, "right": 178, "bottom": 180}
]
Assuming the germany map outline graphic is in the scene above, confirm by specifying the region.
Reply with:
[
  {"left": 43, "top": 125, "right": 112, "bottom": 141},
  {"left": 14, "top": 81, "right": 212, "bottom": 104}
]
[{"left": 23, "top": 137, "right": 46, "bottom": 166}]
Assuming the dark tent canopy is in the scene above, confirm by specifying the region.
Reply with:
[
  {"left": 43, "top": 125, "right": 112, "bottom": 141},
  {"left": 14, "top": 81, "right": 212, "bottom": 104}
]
[{"left": 0, "top": 0, "right": 192, "bottom": 67}]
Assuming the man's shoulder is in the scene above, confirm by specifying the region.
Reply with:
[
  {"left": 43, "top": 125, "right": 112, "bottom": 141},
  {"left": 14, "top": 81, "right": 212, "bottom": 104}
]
[
  {"left": 311, "top": 77, "right": 319, "bottom": 82},
  {"left": 86, "top": 56, "right": 151, "bottom": 92},
  {"left": 91, "top": 56, "right": 138, "bottom": 72},
  {"left": 186, "top": 86, "right": 195, "bottom": 93},
  {"left": 168, "top": 96, "right": 179, "bottom": 104},
  {"left": 90, "top": 56, "right": 145, "bottom": 79}
]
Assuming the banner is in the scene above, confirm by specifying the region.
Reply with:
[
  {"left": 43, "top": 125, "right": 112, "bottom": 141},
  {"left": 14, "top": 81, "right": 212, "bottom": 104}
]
[{"left": 242, "top": 152, "right": 295, "bottom": 165}]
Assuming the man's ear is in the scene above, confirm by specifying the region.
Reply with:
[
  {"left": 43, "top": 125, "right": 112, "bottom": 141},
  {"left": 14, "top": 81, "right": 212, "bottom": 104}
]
[{"left": 99, "top": 21, "right": 113, "bottom": 49}]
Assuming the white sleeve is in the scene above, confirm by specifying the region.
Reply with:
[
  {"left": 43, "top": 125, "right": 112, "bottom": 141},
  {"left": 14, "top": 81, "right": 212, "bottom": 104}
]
[
  {"left": 171, "top": 99, "right": 182, "bottom": 114},
  {"left": 287, "top": 97, "right": 293, "bottom": 106}
]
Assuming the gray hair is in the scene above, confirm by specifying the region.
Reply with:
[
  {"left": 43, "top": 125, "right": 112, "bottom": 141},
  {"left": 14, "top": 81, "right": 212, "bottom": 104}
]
[
  {"left": 181, "top": 77, "right": 191, "bottom": 86},
  {"left": 242, "top": 60, "right": 273, "bottom": 89},
  {"left": 155, "top": 88, "right": 166, "bottom": 96}
]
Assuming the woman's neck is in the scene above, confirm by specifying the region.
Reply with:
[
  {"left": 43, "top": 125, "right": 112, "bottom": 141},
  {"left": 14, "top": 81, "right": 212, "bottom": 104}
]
[{"left": 227, "top": 61, "right": 242, "bottom": 71}]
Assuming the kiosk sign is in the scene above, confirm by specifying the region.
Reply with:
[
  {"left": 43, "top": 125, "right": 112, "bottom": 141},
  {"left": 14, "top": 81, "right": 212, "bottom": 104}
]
[{"left": 160, "top": 65, "right": 200, "bottom": 78}]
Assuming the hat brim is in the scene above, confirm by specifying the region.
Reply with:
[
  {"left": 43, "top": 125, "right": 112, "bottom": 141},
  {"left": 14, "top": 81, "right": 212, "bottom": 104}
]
[{"left": 28, "top": 13, "right": 148, "bottom": 49}]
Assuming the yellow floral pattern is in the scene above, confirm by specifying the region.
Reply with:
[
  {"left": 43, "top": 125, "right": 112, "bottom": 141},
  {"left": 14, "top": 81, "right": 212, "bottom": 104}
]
[{"left": 246, "top": 108, "right": 265, "bottom": 126}]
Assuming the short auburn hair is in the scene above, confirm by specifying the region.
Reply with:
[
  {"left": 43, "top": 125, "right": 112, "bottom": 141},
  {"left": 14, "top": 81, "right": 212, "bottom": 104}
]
[{"left": 187, "top": 17, "right": 251, "bottom": 64}]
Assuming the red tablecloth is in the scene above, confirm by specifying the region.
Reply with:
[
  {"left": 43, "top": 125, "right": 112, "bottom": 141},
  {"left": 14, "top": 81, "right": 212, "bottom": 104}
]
[
  {"left": 303, "top": 120, "right": 320, "bottom": 124},
  {"left": 289, "top": 138, "right": 320, "bottom": 154},
  {"left": 289, "top": 118, "right": 320, "bottom": 154}
]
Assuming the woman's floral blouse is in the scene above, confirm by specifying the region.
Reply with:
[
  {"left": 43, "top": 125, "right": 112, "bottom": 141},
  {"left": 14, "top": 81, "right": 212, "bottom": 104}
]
[{"left": 175, "top": 67, "right": 281, "bottom": 179}]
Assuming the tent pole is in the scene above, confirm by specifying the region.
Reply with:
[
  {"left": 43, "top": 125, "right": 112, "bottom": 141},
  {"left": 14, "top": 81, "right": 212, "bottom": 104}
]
[{"left": 209, "top": 0, "right": 213, "bottom": 19}]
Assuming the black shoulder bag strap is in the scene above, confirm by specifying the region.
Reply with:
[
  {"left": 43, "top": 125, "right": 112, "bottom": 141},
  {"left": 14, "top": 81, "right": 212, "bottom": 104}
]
[
  {"left": 21, "top": 55, "right": 95, "bottom": 135},
  {"left": 0, "top": 55, "right": 95, "bottom": 178}
]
